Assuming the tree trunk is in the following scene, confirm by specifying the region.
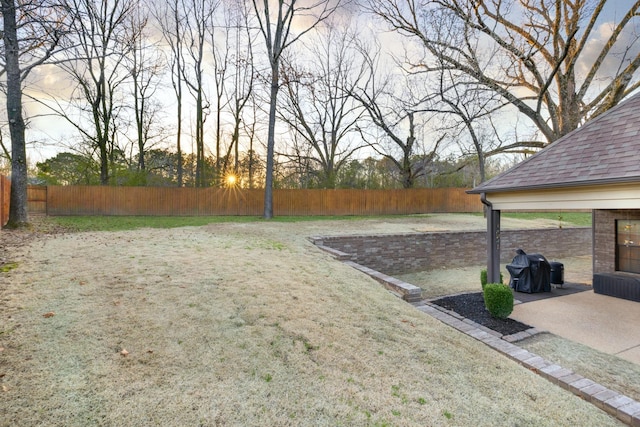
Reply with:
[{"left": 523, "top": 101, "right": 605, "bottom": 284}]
[
  {"left": 2, "top": 0, "right": 28, "bottom": 228},
  {"left": 135, "top": 96, "right": 146, "bottom": 173},
  {"left": 176, "top": 103, "right": 183, "bottom": 187},
  {"left": 263, "top": 63, "right": 279, "bottom": 219},
  {"left": 402, "top": 112, "right": 416, "bottom": 189},
  {"left": 195, "top": 90, "right": 204, "bottom": 187},
  {"left": 401, "top": 157, "right": 413, "bottom": 188},
  {"left": 215, "top": 90, "right": 222, "bottom": 185},
  {"left": 234, "top": 110, "right": 239, "bottom": 173},
  {"left": 173, "top": 2, "right": 184, "bottom": 187},
  {"left": 99, "top": 140, "right": 109, "bottom": 185}
]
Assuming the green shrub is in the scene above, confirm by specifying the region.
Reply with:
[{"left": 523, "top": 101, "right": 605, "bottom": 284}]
[
  {"left": 481, "top": 269, "right": 504, "bottom": 291},
  {"left": 483, "top": 283, "right": 514, "bottom": 319}
]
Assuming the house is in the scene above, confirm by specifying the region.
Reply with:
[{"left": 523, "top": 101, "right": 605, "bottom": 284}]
[{"left": 468, "top": 92, "right": 640, "bottom": 301}]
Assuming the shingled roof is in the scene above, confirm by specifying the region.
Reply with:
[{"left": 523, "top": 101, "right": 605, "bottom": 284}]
[{"left": 469, "top": 92, "right": 640, "bottom": 194}]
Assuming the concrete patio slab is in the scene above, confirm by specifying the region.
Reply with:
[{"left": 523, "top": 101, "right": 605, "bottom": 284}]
[
  {"left": 618, "top": 345, "right": 640, "bottom": 365},
  {"left": 510, "top": 290, "right": 640, "bottom": 365}
]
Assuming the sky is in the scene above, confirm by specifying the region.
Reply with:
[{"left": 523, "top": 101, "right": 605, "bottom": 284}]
[{"left": 6, "top": 0, "right": 640, "bottom": 169}]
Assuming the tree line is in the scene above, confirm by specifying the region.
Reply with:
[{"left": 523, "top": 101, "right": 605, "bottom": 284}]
[
  {"left": 32, "top": 148, "right": 497, "bottom": 189},
  {"left": 1, "top": 0, "right": 639, "bottom": 226}
]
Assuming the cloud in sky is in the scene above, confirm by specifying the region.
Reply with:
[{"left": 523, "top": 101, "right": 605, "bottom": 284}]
[{"left": 577, "top": 20, "right": 640, "bottom": 93}]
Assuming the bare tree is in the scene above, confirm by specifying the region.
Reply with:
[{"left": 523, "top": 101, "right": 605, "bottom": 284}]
[
  {"left": 279, "top": 130, "right": 315, "bottom": 187},
  {"left": 208, "top": 1, "right": 229, "bottom": 183},
  {"left": 0, "top": 0, "right": 67, "bottom": 227},
  {"left": 405, "top": 31, "right": 540, "bottom": 184},
  {"left": 240, "top": 94, "right": 263, "bottom": 188},
  {"left": 250, "top": 0, "right": 345, "bottom": 218},
  {"left": 181, "top": 0, "right": 218, "bottom": 187},
  {"left": 427, "top": 66, "right": 507, "bottom": 183},
  {"left": 221, "top": 1, "right": 256, "bottom": 180},
  {"left": 278, "top": 26, "right": 365, "bottom": 188},
  {"left": 126, "top": 4, "right": 165, "bottom": 176},
  {"left": 53, "top": 0, "right": 136, "bottom": 185},
  {"left": 367, "top": 0, "right": 640, "bottom": 144},
  {"left": 154, "top": 0, "right": 187, "bottom": 186},
  {"left": 351, "top": 44, "right": 443, "bottom": 188}
]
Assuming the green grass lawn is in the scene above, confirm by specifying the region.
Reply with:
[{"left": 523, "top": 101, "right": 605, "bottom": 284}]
[
  {"left": 500, "top": 211, "right": 591, "bottom": 227},
  {"left": 470, "top": 211, "right": 591, "bottom": 227},
  {"left": 45, "top": 214, "right": 403, "bottom": 232},
  {"left": 48, "top": 215, "right": 259, "bottom": 232},
  {"left": 46, "top": 211, "right": 592, "bottom": 232}
]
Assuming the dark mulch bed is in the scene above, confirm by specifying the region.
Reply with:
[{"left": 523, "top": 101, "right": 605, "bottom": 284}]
[{"left": 431, "top": 292, "right": 532, "bottom": 336}]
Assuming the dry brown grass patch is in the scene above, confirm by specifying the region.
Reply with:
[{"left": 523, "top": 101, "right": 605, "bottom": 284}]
[{"left": 0, "top": 217, "right": 623, "bottom": 426}]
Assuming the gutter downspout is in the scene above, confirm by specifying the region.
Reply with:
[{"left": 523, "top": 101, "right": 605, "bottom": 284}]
[{"left": 481, "top": 193, "right": 501, "bottom": 284}]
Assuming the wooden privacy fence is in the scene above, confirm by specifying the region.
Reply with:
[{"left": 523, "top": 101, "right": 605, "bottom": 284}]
[
  {"left": 28, "top": 185, "right": 47, "bottom": 214},
  {"left": 34, "top": 186, "right": 483, "bottom": 216},
  {"left": 1, "top": 175, "right": 9, "bottom": 226}
]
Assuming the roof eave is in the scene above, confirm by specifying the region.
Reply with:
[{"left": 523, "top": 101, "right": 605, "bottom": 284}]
[{"left": 467, "top": 176, "right": 640, "bottom": 194}]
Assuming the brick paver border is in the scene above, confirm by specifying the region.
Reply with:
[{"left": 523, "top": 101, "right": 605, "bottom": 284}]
[
  {"left": 316, "top": 245, "right": 640, "bottom": 426},
  {"left": 418, "top": 300, "right": 640, "bottom": 426}
]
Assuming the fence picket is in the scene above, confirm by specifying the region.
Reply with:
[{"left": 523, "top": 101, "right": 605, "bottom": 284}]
[{"left": 25, "top": 185, "right": 482, "bottom": 216}]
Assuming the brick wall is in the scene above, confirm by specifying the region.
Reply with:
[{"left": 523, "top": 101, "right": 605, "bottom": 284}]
[
  {"left": 594, "top": 209, "right": 640, "bottom": 274},
  {"left": 312, "top": 227, "right": 591, "bottom": 275}
]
